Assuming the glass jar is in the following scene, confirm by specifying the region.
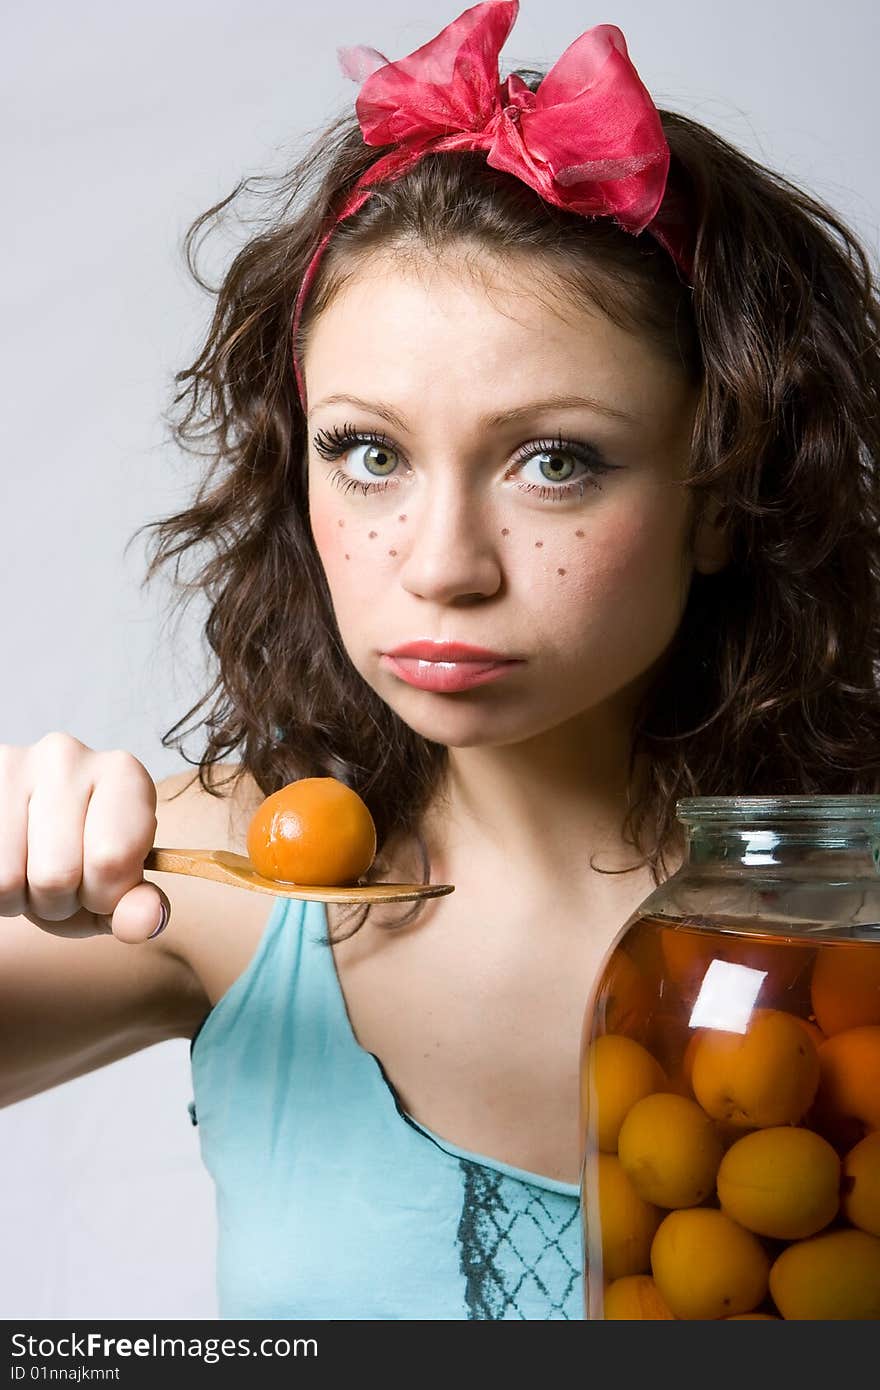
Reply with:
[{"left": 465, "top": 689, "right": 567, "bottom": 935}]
[{"left": 579, "top": 795, "right": 880, "bottom": 1321}]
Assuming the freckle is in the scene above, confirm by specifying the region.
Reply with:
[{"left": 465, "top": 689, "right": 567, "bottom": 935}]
[
  {"left": 398, "top": 514, "right": 407, "bottom": 522},
  {"left": 501, "top": 528, "right": 510, "bottom": 536},
  {"left": 557, "top": 567, "right": 566, "bottom": 576},
  {"left": 575, "top": 529, "right": 584, "bottom": 538},
  {"left": 345, "top": 553, "right": 350, "bottom": 561},
  {"left": 337, "top": 519, "right": 344, "bottom": 527},
  {"left": 388, "top": 549, "right": 397, "bottom": 557},
  {"left": 535, "top": 540, "right": 543, "bottom": 548},
  {"left": 368, "top": 530, "right": 377, "bottom": 539}
]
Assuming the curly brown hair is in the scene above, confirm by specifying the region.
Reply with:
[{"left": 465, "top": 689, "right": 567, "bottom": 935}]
[{"left": 134, "top": 67, "right": 880, "bottom": 939}]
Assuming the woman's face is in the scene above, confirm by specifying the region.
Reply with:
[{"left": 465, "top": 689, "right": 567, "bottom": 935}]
[{"left": 304, "top": 250, "right": 725, "bottom": 750}]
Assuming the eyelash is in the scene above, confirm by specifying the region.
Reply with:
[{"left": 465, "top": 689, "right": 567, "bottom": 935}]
[{"left": 311, "top": 422, "right": 617, "bottom": 502}]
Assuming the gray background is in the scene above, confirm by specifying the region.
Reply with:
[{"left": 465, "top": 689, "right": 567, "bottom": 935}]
[{"left": 2, "top": 0, "right": 878, "bottom": 1320}]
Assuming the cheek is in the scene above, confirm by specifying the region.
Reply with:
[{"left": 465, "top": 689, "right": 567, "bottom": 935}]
[
  {"left": 511, "top": 504, "right": 687, "bottom": 617},
  {"left": 308, "top": 503, "right": 346, "bottom": 565},
  {"left": 573, "top": 507, "right": 691, "bottom": 644},
  {"left": 601, "top": 499, "right": 689, "bottom": 589},
  {"left": 309, "top": 488, "right": 364, "bottom": 561},
  {"left": 584, "top": 512, "right": 667, "bottom": 586},
  {"left": 308, "top": 495, "right": 402, "bottom": 595},
  {"left": 514, "top": 530, "right": 584, "bottom": 598}
]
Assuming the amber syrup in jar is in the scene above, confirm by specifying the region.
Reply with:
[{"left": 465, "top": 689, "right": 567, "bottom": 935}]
[{"left": 579, "top": 796, "right": 880, "bottom": 1320}]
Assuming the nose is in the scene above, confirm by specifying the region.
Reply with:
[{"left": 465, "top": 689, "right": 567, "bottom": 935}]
[{"left": 397, "top": 469, "right": 502, "bottom": 606}]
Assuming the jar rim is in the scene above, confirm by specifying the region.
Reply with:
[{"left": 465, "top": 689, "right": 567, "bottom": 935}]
[{"left": 676, "top": 794, "right": 880, "bottom": 823}]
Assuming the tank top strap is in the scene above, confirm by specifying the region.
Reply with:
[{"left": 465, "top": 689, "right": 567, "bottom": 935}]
[{"left": 189, "top": 892, "right": 386, "bottom": 1129}]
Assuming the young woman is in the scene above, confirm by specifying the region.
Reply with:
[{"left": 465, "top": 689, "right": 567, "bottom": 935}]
[{"left": 2, "top": 3, "right": 879, "bottom": 1319}]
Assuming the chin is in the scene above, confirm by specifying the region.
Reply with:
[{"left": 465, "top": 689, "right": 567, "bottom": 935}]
[{"left": 383, "top": 695, "right": 559, "bottom": 750}]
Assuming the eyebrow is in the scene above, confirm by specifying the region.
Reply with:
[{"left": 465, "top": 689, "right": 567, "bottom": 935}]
[{"left": 309, "top": 392, "right": 638, "bottom": 428}]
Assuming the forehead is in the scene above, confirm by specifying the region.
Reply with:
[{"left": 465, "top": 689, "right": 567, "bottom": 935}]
[{"left": 303, "top": 247, "right": 686, "bottom": 419}]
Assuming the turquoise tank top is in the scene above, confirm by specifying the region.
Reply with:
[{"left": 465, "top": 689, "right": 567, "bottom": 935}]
[{"left": 188, "top": 894, "right": 583, "bottom": 1320}]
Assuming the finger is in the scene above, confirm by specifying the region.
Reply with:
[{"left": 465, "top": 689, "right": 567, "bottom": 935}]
[
  {"left": 107, "top": 881, "right": 172, "bottom": 945},
  {"left": 25, "top": 763, "right": 91, "bottom": 923},
  {"left": 79, "top": 751, "right": 158, "bottom": 919},
  {"left": 0, "top": 744, "right": 28, "bottom": 916}
]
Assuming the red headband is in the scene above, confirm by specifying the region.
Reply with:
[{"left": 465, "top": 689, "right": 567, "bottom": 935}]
[{"left": 291, "top": 1, "right": 694, "bottom": 409}]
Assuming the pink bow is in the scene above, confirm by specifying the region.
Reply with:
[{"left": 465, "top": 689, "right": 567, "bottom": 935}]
[
  {"left": 341, "top": 1, "right": 675, "bottom": 237},
  {"left": 292, "top": 2, "right": 692, "bottom": 405}
]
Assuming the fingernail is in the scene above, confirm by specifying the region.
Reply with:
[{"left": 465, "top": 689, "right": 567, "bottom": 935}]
[{"left": 147, "top": 901, "right": 170, "bottom": 940}]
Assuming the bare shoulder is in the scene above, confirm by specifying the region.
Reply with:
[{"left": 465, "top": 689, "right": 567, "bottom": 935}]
[
  {"left": 153, "top": 761, "right": 263, "bottom": 848},
  {"left": 147, "top": 763, "right": 276, "bottom": 1015}
]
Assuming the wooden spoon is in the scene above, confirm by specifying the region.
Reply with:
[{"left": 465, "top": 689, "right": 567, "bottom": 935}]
[{"left": 143, "top": 847, "right": 454, "bottom": 905}]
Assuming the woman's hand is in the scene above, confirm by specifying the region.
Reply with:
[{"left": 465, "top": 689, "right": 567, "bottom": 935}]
[{"left": 0, "top": 732, "right": 169, "bottom": 943}]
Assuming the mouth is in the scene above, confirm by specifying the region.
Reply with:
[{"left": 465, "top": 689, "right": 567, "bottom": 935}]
[
  {"left": 385, "top": 640, "right": 520, "bottom": 662},
  {"left": 380, "top": 641, "right": 525, "bottom": 694}
]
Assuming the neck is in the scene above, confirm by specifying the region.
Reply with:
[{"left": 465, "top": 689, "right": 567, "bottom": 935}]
[{"left": 422, "top": 710, "right": 659, "bottom": 908}]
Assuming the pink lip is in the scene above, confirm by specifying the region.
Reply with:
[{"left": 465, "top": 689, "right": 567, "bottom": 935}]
[
  {"left": 380, "top": 641, "right": 525, "bottom": 694},
  {"left": 385, "top": 641, "right": 516, "bottom": 661}
]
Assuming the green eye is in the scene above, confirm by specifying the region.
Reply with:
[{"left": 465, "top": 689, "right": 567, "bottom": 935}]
[{"left": 362, "top": 444, "right": 398, "bottom": 476}]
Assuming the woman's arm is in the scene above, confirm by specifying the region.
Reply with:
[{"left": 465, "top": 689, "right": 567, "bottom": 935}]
[{"left": 0, "top": 758, "right": 231, "bottom": 1108}]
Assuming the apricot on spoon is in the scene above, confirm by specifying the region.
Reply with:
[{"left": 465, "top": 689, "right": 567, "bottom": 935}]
[{"left": 145, "top": 776, "right": 454, "bottom": 905}]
